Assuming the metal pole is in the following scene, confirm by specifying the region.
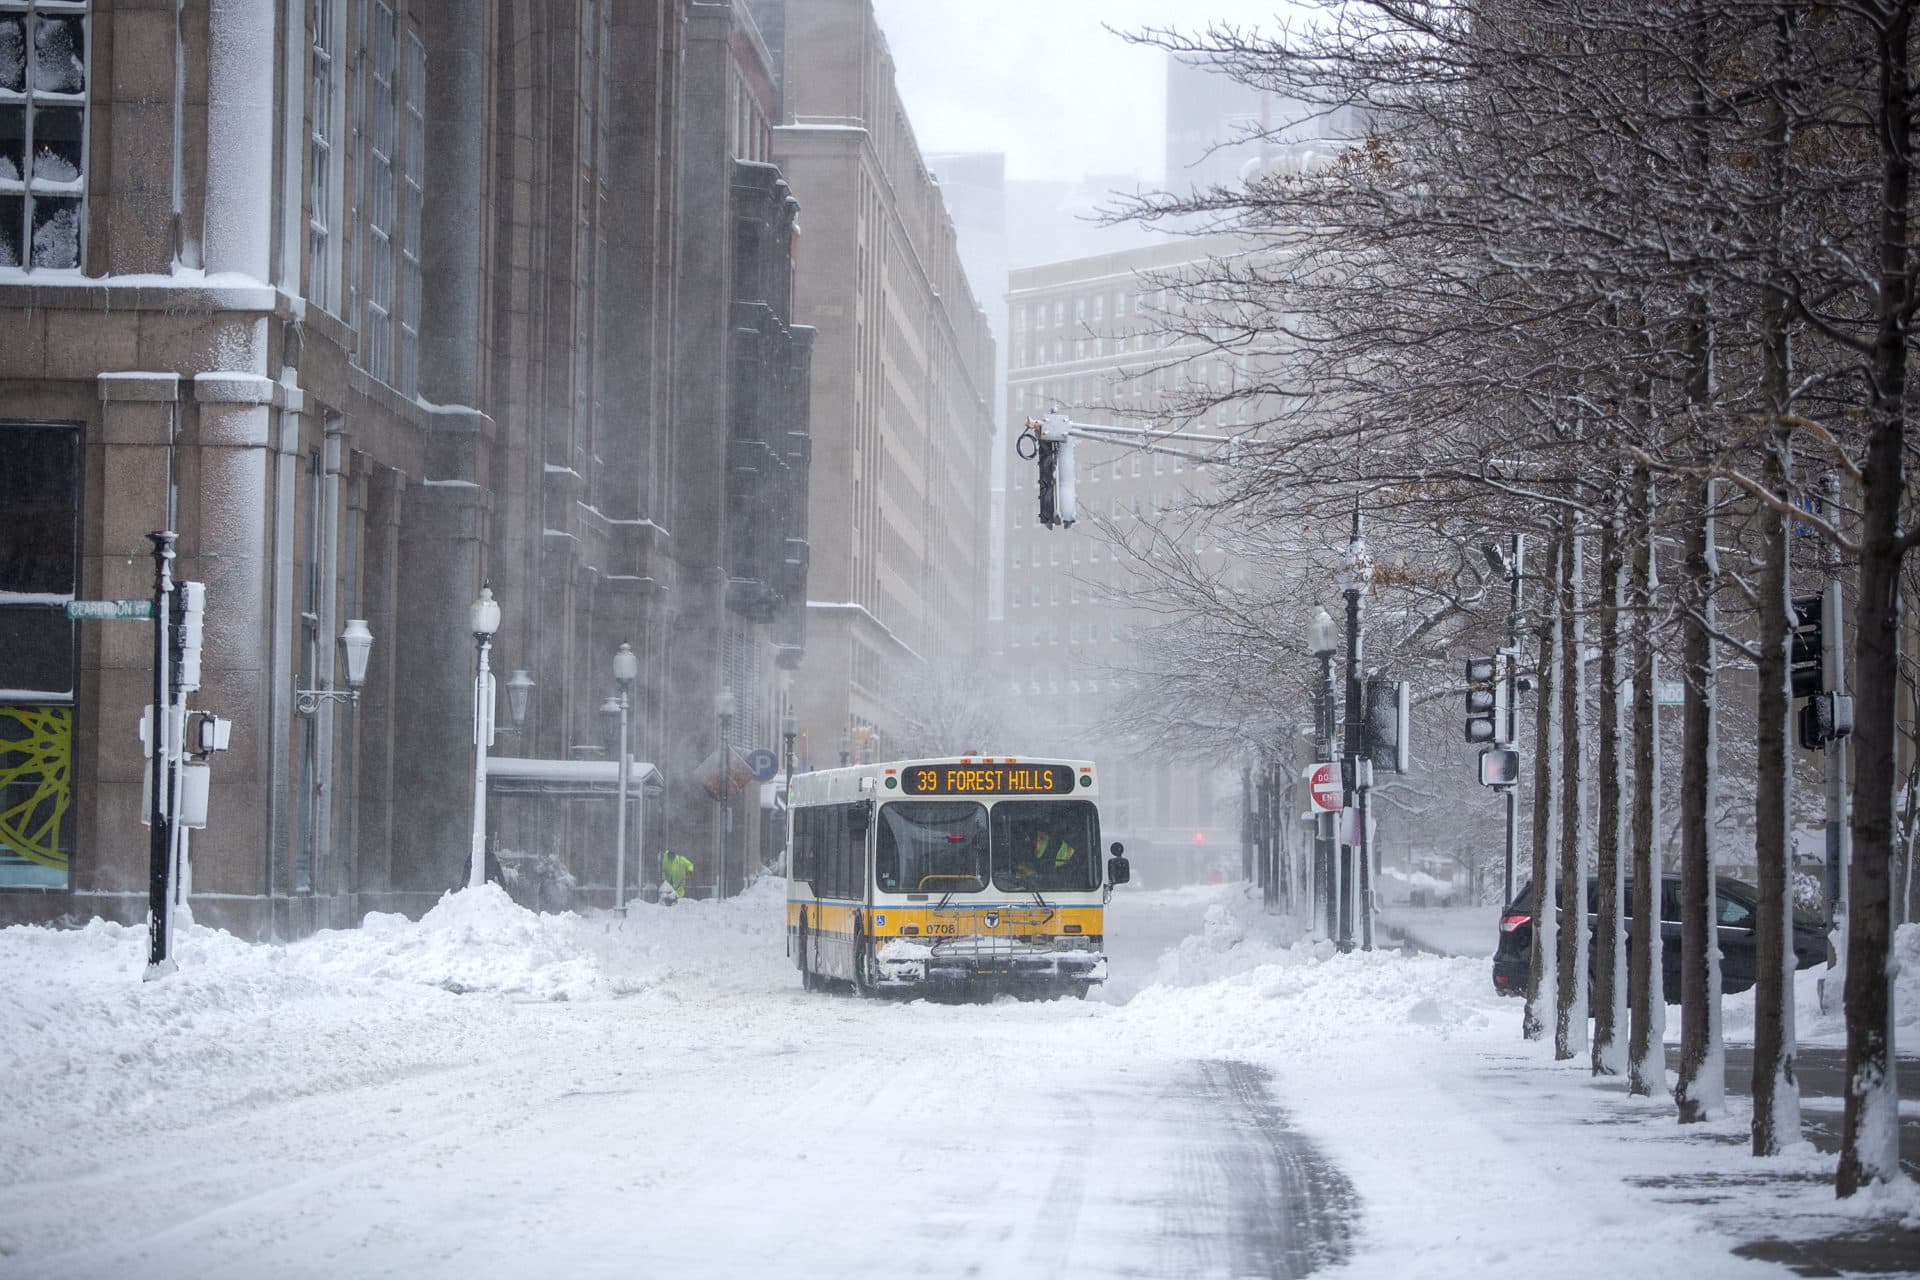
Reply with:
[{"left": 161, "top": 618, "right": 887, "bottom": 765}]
[
  {"left": 614, "top": 688, "right": 630, "bottom": 911},
  {"left": 718, "top": 712, "right": 730, "bottom": 900},
  {"left": 1504, "top": 533, "right": 1525, "bottom": 905},
  {"left": 145, "top": 531, "right": 176, "bottom": 977},
  {"left": 1318, "top": 649, "right": 1337, "bottom": 940},
  {"left": 1341, "top": 565, "right": 1364, "bottom": 953},
  {"left": 468, "top": 633, "right": 493, "bottom": 888},
  {"left": 1823, "top": 471, "right": 1850, "bottom": 973}
]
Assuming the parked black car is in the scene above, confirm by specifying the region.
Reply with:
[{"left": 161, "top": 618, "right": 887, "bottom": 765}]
[{"left": 1491, "top": 873, "right": 1827, "bottom": 1004}]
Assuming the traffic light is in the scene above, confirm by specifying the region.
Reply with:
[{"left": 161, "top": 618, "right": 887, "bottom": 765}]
[
  {"left": 1365, "top": 678, "right": 1411, "bottom": 773},
  {"left": 1037, "top": 436, "right": 1063, "bottom": 528},
  {"left": 1026, "top": 413, "right": 1077, "bottom": 529},
  {"left": 173, "top": 580, "right": 205, "bottom": 694},
  {"left": 1464, "top": 655, "right": 1500, "bottom": 744},
  {"left": 1789, "top": 594, "right": 1823, "bottom": 699}
]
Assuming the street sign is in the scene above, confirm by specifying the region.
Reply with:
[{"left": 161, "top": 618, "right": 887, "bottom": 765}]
[
  {"left": 1654, "top": 680, "right": 1684, "bottom": 706},
  {"left": 66, "top": 598, "right": 154, "bottom": 620},
  {"left": 745, "top": 748, "right": 779, "bottom": 782},
  {"left": 1304, "top": 762, "right": 1344, "bottom": 813}
]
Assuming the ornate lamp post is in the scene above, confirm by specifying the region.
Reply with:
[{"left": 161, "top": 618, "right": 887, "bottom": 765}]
[
  {"left": 1308, "top": 605, "right": 1340, "bottom": 940},
  {"left": 1333, "top": 510, "right": 1375, "bottom": 952},
  {"left": 612, "top": 642, "right": 638, "bottom": 911},
  {"left": 467, "top": 585, "right": 501, "bottom": 889},
  {"left": 781, "top": 708, "right": 798, "bottom": 784}
]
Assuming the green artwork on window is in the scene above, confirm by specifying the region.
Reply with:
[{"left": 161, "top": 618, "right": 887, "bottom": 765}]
[{"left": 0, "top": 704, "right": 72, "bottom": 887}]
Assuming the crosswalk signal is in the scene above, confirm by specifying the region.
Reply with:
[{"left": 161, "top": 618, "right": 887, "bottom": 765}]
[
  {"left": 1464, "top": 655, "right": 1500, "bottom": 744},
  {"left": 1479, "top": 747, "right": 1520, "bottom": 787}
]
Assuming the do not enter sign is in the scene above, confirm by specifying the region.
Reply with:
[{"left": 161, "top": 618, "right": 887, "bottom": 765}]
[{"left": 1304, "top": 762, "right": 1344, "bottom": 813}]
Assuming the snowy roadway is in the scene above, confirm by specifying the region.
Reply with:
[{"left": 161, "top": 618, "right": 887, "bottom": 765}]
[{"left": 2, "top": 882, "right": 1916, "bottom": 1279}]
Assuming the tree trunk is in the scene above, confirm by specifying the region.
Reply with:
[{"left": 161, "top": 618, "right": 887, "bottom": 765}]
[
  {"left": 1627, "top": 472, "right": 1666, "bottom": 1099},
  {"left": 1752, "top": 6, "right": 1801, "bottom": 1151},
  {"left": 1751, "top": 429, "right": 1799, "bottom": 1155},
  {"left": 1556, "top": 527, "right": 1590, "bottom": 1061},
  {"left": 1594, "top": 482, "right": 1628, "bottom": 1077},
  {"left": 1525, "top": 524, "right": 1563, "bottom": 1042},
  {"left": 1675, "top": 479, "right": 1724, "bottom": 1124},
  {"left": 1837, "top": 0, "right": 1911, "bottom": 1197}
]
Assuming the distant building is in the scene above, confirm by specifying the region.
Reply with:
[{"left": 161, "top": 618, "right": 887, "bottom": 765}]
[
  {"left": 0, "top": 0, "right": 812, "bottom": 934},
  {"left": 925, "top": 152, "right": 1010, "bottom": 638},
  {"left": 753, "top": 0, "right": 997, "bottom": 765},
  {"left": 1004, "top": 235, "right": 1267, "bottom": 874},
  {"left": 1165, "top": 53, "right": 1366, "bottom": 192}
]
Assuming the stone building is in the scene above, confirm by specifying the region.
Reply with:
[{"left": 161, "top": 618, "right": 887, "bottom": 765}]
[
  {"left": 0, "top": 0, "right": 812, "bottom": 935},
  {"left": 749, "top": 0, "right": 996, "bottom": 766}
]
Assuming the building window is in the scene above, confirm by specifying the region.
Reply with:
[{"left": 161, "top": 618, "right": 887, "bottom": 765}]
[
  {"left": 0, "top": 0, "right": 88, "bottom": 270},
  {"left": 0, "top": 421, "right": 80, "bottom": 889},
  {"left": 363, "top": 1, "right": 397, "bottom": 385},
  {"left": 397, "top": 30, "right": 424, "bottom": 395},
  {"left": 308, "top": 0, "right": 339, "bottom": 310}
]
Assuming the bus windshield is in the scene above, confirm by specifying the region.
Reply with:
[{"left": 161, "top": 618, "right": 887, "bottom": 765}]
[
  {"left": 876, "top": 801, "right": 988, "bottom": 894},
  {"left": 992, "top": 800, "right": 1100, "bottom": 894}
]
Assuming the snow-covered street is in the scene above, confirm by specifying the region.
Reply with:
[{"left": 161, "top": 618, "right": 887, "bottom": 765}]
[{"left": 2, "top": 884, "right": 1915, "bottom": 1279}]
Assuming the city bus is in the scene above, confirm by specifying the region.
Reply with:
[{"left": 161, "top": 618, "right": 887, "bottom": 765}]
[{"left": 785, "top": 755, "right": 1129, "bottom": 998}]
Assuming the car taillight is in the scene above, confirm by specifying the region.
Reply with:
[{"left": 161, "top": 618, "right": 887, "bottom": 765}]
[{"left": 1500, "top": 913, "right": 1532, "bottom": 933}]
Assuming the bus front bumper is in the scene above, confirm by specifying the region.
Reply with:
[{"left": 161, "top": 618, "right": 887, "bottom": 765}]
[{"left": 874, "top": 938, "right": 1108, "bottom": 989}]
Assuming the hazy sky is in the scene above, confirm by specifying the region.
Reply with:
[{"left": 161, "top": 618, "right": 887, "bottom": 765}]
[{"left": 868, "top": 1, "right": 1298, "bottom": 184}]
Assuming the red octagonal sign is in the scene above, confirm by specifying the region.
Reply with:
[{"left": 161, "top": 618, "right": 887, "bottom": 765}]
[{"left": 1305, "top": 762, "right": 1345, "bottom": 813}]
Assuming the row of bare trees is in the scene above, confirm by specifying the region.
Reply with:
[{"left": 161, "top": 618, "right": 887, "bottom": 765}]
[{"left": 1089, "top": 0, "right": 1914, "bottom": 1197}]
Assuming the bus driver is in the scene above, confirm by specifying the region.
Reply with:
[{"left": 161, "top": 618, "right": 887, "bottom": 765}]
[{"left": 1018, "top": 827, "right": 1078, "bottom": 881}]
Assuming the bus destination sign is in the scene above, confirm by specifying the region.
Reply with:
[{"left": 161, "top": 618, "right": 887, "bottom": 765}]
[{"left": 900, "top": 763, "right": 1076, "bottom": 796}]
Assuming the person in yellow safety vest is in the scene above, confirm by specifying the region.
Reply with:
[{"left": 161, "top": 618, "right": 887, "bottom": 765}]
[
  {"left": 660, "top": 849, "right": 694, "bottom": 904},
  {"left": 1019, "top": 830, "right": 1077, "bottom": 880}
]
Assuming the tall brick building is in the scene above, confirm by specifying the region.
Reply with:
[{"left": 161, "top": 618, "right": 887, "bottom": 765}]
[{"left": 0, "top": 0, "right": 812, "bottom": 934}]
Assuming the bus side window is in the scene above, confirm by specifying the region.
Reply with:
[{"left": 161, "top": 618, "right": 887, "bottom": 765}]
[
  {"left": 825, "top": 808, "right": 846, "bottom": 899},
  {"left": 846, "top": 802, "right": 869, "bottom": 897},
  {"left": 792, "top": 809, "right": 815, "bottom": 884}
]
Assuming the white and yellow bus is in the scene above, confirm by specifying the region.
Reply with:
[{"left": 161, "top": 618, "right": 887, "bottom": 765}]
[{"left": 785, "top": 755, "right": 1130, "bottom": 998}]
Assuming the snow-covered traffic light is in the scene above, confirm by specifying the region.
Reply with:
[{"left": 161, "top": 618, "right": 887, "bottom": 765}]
[
  {"left": 1464, "top": 655, "right": 1500, "bottom": 744},
  {"left": 1789, "top": 593, "right": 1824, "bottom": 699},
  {"left": 1021, "top": 414, "right": 1077, "bottom": 529}
]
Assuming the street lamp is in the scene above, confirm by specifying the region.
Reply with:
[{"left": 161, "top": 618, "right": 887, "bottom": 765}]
[
  {"left": 496, "top": 668, "right": 534, "bottom": 736},
  {"left": 1308, "top": 605, "right": 1339, "bottom": 941},
  {"left": 467, "top": 585, "right": 501, "bottom": 889},
  {"left": 838, "top": 730, "right": 851, "bottom": 768},
  {"left": 715, "top": 687, "right": 735, "bottom": 900},
  {"left": 1333, "top": 509, "right": 1375, "bottom": 952},
  {"left": 612, "top": 642, "right": 638, "bottom": 912},
  {"left": 296, "top": 619, "right": 375, "bottom": 714}
]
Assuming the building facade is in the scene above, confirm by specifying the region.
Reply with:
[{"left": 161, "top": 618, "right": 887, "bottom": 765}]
[
  {"left": 0, "top": 0, "right": 811, "bottom": 935},
  {"left": 751, "top": 0, "right": 996, "bottom": 766}
]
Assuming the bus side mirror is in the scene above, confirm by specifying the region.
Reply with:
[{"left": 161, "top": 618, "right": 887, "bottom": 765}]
[
  {"left": 846, "top": 801, "right": 871, "bottom": 835},
  {"left": 1107, "top": 855, "right": 1130, "bottom": 886}
]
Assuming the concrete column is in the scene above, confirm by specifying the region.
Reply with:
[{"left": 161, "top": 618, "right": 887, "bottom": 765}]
[
  {"left": 390, "top": 479, "right": 491, "bottom": 905},
  {"left": 189, "top": 373, "right": 289, "bottom": 936},
  {"left": 202, "top": 0, "right": 275, "bottom": 278},
  {"left": 420, "top": 0, "right": 487, "bottom": 405}
]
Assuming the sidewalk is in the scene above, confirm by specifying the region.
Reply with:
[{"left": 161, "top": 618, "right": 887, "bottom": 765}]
[{"left": 1375, "top": 903, "right": 1920, "bottom": 1276}]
